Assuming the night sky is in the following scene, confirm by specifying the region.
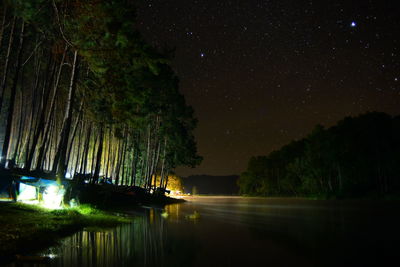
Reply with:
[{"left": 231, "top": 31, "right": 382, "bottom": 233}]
[{"left": 136, "top": 0, "right": 400, "bottom": 176}]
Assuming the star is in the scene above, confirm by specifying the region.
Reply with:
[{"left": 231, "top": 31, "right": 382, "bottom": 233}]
[{"left": 136, "top": 0, "right": 400, "bottom": 177}]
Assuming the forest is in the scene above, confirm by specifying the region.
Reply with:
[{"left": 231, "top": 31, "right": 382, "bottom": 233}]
[
  {"left": 238, "top": 112, "right": 400, "bottom": 198},
  {"left": 0, "top": 0, "right": 201, "bottom": 192}
]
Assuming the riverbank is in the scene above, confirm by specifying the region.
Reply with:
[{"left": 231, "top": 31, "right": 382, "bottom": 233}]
[
  {"left": 0, "top": 202, "right": 131, "bottom": 263},
  {"left": 78, "top": 183, "right": 186, "bottom": 209}
]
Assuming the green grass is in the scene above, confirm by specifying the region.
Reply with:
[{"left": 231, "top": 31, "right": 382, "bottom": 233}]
[{"left": 0, "top": 202, "right": 131, "bottom": 261}]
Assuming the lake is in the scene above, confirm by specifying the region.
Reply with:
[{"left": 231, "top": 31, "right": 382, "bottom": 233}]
[{"left": 27, "top": 197, "right": 400, "bottom": 266}]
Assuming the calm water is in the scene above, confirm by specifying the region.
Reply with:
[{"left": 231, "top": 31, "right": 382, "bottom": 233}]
[{"left": 16, "top": 197, "right": 400, "bottom": 266}]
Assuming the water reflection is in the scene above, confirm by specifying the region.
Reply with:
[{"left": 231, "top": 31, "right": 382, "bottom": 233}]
[
  {"left": 7, "top": 197, "right": 400, "bottom": 267},
  {"left": 39, "top": 208, "right": 197, "bottom": 267}
]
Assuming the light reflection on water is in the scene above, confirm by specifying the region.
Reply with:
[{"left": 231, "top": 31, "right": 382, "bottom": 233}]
[
  {"left": 10, "top": 197, "right": 400, "bottom": 266},
  {"left": 44, "top": 213, "right": 173, "bottom": 266}
]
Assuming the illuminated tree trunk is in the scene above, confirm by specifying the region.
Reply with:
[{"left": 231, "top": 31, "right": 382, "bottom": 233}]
[
  {"left": 13, "top": 86, "right": 25, "bottom": 164},
  {"left": 152, "top": 140, "right": 161, "bottom": 190},
  {"left": 74, "top": 120, "right": 84, "bottom": 175},
  {"left": 159, "top": 138, "right": 167, "bottom": 188},
  {"left": 1, "top": 20, "right": 24, "bottom": 168},
  {"left": 163, "top": 169, "right": 170, "bottom": 190},
  {"left": 105, "top": 127, "right": 112, "bottom": 178},
  {"left": 89, "top": 129, "right": 98, "bottom": 178},
  {"left": 114, "top": 138, "right": 123, "bottom": 185},
  {"left": 53, "top": 49, "right": 80, "bottom": 177},
  {"left": 119, "top": 138, "right": 126, "bottom": 185},
  {"left": 25, "top": 55, "right": 56, "bottom": 170},
  {"left": 144, "top": 125, "right": 151, "bottom": 190},
  {"left": 35, "top": 45, "right": 67, "bottom": 170},
  {"left": 66, "top": 102, "right": 83, "bottom": 173},
  {"left": 79, "top": 122, "right": 92, "bottom": 175},
  {"left": 149, "top": 118, "right": 160, "bottom": 190},
  {"left": 131, "top": 132, "right": 140, "bottom": 187},
  {"left": 44, "top": 102, "right": 57, "bottom": 170},
  {"left": 92, "top": 125, "right": 104, "bottom": 184},
  {"left": 100, "top": 129, "right": 107, "bottom": 178},
  {"left": 0, "top": 16, "right": 15, "bottom": 117},
  {"left": 21, "top": 49, "right": 42, "bottom": 168}
]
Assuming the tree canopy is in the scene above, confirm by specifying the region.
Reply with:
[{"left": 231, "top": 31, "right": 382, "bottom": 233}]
[
  {"left": 238, "top": 112, "right": 400, "bottom": 198},
  {"left": 0, "top": 0, "right": 202, "bottom": 192}
]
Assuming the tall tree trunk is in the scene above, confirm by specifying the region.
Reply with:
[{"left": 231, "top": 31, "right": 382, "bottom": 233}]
[
  {"left": 74, "top": 119, "right": 84, "bottom": 175},
  {"left": 14, "top": 85, "right": 26, "bottom": 164},
  {"left": 35, "top": 45, "right": 67, "bottom": 170},
  {"left": 1, "top": 20, "right": 24, "bottom": 168},
  {"left": 65, "top": 102, "right": 83, "bottom": 174},
  {"left": 0, "top": 16, "right": 15, "bottom": 116},
  {"left": 120, "top": 134, "right": 128, "bottom": 185},
  {"left": 131, "top": 132, "right": 140, "bottom": 187},
  {"left": 105, "top": 127, "right": 112, "bottom": 178},
  {"left": 21, "top": 48, "right": 42, "bottom": 168},
  {"left": 163, "top": 170, "right": 170, "bottom": 190},
  {"left": 79, "top": 122, "right": 91, "bottom": 175},
  {"left": 90, "top": 130, "right": 98, "bottom": 178},
  {"left": 152, "top": 139, "right": 161, "bottom": 189},
  {"left": 144, "top": 124, "right": 151, "bottom": 190},
  {"left": 53, "top": 50, "right": 80, "bottom": 177},
  {"left": 44, "top": 116, "right": 56, "bottom": 170},
  {"left": 92, "top": 125, "right": 104, "bottom": 184},
  {"left": 114, "top": 138, "right": 123, "bottom": 185},
  {"left": 25, "top": 55, "right": 56, "bottom": 170},
  {"left": 12, "top": 77, "right": 25, "bottom": 164},
  {"left": 159, "top": 138, "right": 167, "bottom": 188}
]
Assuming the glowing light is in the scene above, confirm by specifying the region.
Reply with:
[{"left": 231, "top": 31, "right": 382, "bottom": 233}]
[
  {"left": 65, "top": 172, "right": 72, "bottom": 179},
  {"left": 17, "top": 183, "right": 37, "bottom": 202},
  {"left": 168, "top": 190, "right": 184, "bottom": 198},
  {"left": 161, "top": 211, "right": 169, "bottom": 219},
  {"left": 42, "top": 253, "right": 57, "bottom": 259},
  {"left": 42, "top": 185, "right": 64, "bottom": 209},
  {"left": 21, "top": 200, "right": 40, "bottom": 205},
  {"left": 351, "top": 21, "right": 356, "bottom": 27},
  {"left": 48, "top": 254, "right": 57, "bottom": 259},
  {"left": 69, "top": 198, "right": 78, "bottom": 207},
  {"left": 186, "top": 211, "right": 200, "bottom": 220},
  {"left": 0, "top": 198, "right": 14, "bottom": 202}
]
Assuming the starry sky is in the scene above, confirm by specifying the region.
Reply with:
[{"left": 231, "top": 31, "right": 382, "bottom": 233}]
[{"left": 136, "top": 0, "right": 400, "bottom": 176}]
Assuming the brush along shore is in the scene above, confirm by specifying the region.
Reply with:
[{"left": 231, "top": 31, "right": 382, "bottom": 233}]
[{"left": 0, "top": 202, "right": 131, "bottom": 263}]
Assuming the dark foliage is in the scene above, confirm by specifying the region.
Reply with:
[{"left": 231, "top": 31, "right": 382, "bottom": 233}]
[{"left": 238, "top": 112, "right": 400, "bottom": 198}]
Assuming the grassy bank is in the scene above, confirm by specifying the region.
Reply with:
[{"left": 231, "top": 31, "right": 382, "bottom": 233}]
[{"left": 0, "top": 202, "right": 131, "bottom": 262}]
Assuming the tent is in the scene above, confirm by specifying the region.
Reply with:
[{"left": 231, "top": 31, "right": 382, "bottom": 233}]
[{"left": 17, "top": 177, "right": 68, "bottom": 206}]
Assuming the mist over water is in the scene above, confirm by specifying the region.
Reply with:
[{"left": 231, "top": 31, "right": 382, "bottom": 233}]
[{"left": 36, "top": 197, "right": 400, "bottom": 266}]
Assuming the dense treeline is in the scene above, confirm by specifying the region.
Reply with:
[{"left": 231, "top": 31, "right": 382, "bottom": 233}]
[
  {"left": 238, "top": 112, "right": 400, "bottom": 198},
  {"left": 0, "top": 0, "right": 201, "bottom": 191}
]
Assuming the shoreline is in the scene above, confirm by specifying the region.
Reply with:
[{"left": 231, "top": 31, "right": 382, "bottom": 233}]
[
  {"left": 0, "top": 191, "right": 184, "bottom": 265},
  {"left": 0, "top": 202, "right": 131, "bottom": 264},
  {"left": 184, "top": 194, "right": 400, "bottom": 201}
]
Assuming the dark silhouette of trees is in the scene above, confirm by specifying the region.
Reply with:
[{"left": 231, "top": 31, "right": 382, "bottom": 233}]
[
  {"left": 0, "top": 0, "right": 202, "bottom": 193},
  {"left": 238, "top": 112, "right": 400, "bottom": 198}
]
